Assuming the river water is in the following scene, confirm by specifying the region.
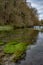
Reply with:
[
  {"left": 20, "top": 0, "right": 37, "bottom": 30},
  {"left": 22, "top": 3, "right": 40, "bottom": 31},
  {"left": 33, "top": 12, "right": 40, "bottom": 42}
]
[
  {"left": 0, "top": 28, "right": 43, "bottom": 65},
  {"left": 19, "top": 31, "right": 43, "bottom": 65},
  {"left": 12, "top": 30, "right": 43, "bottom": 65}
]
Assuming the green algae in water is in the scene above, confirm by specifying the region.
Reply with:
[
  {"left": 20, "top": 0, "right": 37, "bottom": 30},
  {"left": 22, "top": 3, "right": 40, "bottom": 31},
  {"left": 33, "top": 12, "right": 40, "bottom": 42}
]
[
  {"left": 8, "top": 41, "right": 19, "bottom": 45},
  {"left": 0, "top": 41, "right": 4, "bottom": 45},
  {"left": 4, "top": 42, "right": 27, "bottom": 54},
  {"left": 3, "top": 42, "right": 28, "bottom": 62}
]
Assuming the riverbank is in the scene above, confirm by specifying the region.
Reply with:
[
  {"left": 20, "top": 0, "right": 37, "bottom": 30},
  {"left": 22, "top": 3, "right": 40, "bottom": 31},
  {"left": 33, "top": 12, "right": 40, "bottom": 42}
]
[
  {"left": 0, "top": 28, "right": 38, "bottom": 64},
  {"left": 0, "top": 25, "right": 13, "bottom": 31}
]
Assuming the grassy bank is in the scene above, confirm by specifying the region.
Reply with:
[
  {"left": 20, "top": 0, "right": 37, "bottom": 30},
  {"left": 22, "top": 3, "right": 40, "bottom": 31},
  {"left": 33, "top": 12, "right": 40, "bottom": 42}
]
[{"left": 0, "top": 25, "right": 13, "bottom": 31}]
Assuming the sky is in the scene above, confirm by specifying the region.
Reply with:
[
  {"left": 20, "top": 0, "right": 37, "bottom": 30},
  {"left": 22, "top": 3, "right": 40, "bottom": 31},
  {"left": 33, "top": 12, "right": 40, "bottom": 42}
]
[{"left": 26, "top": 0, "right": 43, "bottom": 20}]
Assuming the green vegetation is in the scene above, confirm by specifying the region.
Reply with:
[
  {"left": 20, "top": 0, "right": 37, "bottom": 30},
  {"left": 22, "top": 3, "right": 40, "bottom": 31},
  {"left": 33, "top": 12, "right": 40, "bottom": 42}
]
[
  {"left": 40, "top": 20, "right": 43, "bottom": 25},
  {"left": 0, "top": 41, "right": 4, "bottom": 45},
  {"left": 0, "top": 29, "right": 38, "bottom": 62},
  {"left": 0, "top": 0, "right": 39, "bottom": 63},
  {"left": 3, "top": 42, "right": 27, "bottom": 61},
  {"left": 4, "top": 42, "right": 27, "bottom": 54},
  {"left": 7, "top": 41, "right": 18, "bottom": 45},
  {"left": 0, "top": 25, "right": 13, "bottom": 31}
]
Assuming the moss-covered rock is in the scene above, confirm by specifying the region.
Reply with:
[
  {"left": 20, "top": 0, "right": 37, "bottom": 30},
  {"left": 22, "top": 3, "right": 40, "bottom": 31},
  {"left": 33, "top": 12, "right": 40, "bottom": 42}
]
[
  {"left": 4, "top": 42, "right": 27, "bottom": 54},
  {"left": 3, "top": 42, "right": 27, "bottom": 61}
]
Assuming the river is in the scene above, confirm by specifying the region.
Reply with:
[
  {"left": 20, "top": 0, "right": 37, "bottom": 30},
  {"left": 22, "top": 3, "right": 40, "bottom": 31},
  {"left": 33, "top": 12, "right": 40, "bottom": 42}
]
[
  {"left": 0, "top": 28, "right": 43, "bottom": 65},
  {"left": 19, "top": 31, "right": 43, "bottom": 65}
]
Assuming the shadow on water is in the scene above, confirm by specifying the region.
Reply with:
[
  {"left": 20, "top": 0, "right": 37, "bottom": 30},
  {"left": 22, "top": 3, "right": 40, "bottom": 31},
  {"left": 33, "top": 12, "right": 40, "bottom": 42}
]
[
  {"left": 0, "top": 28, "right": 38, "bottom": 43},
  {"left": 0, "top": 28, "right": 39, "bottom": 65},
  {"left": 21, "top": 31, "right": 43, "bottom": 65}
]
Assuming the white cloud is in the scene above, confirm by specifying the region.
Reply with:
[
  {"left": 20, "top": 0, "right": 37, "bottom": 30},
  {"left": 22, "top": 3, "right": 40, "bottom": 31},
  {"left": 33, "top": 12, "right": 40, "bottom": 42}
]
[{"left": 26, "top": 0, "right": 43, "bottom": 20}]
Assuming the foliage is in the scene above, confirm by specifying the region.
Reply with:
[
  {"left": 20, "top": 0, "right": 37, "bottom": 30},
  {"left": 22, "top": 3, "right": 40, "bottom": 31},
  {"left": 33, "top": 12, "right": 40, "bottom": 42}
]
[
  {"left": 14, "top": 0, "right": 16, "bottom": 7},
  {"left": 0, "top": 41, "right": 4, "bottom": 45},
  {"left": 3, "top": 41, "right": 27, "bottom": 62},
  {"left": 3, "top": 42, "right": 27, "bottom": 54},
  {"left": 0, "top": 0, "right": 39, "bottom": 26},
  {"left": 41, "top": 20, "right": 43, "bottom": 25}
]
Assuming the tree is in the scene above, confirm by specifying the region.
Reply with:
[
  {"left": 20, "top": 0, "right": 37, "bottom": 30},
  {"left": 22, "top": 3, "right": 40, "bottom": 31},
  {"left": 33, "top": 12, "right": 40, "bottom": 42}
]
[
  {"left": 30, "top": 7, "right": 39, "bottom": 25},
  {"left": 41, "top": 20, "right": 43, "bottom": 25}
]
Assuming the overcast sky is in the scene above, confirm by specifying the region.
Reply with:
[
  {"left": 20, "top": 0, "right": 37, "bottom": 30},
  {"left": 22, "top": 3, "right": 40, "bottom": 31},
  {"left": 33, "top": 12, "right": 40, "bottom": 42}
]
[{"left": 27, "top": 0, "right": 43, "bottom": 20}]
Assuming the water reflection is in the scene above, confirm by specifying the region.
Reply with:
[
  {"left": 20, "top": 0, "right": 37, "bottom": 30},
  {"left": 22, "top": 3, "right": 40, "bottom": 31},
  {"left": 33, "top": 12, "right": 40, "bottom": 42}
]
[
  {"left": 0, "top": 28, "right": 39, "bottom": 65},
  {"left": 0, "top": 28, "right": 38, "bottom": 43},
  {"left": 17, "top": 30, "right": 43, "bottom": 65}
]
